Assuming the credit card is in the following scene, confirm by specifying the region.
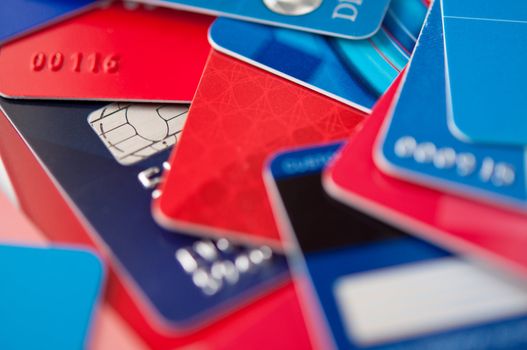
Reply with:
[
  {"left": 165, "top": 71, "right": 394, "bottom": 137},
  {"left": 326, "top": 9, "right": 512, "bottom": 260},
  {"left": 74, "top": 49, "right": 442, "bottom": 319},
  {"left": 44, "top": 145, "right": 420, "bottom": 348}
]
[
  {"left": 210, "top": 0, "right": 428, "bottom": 112},
  {"left": 443, "top": 0, "right": 527, "bottom": 146},
  {"left": 0, "top": 99, "right": 289, "bottom": 332},
  {"left": 153, "top": 50, "right": 366, "bottom": 249},
  {"left": 0, "top": 0, "right": 97, "bottom": 45},
  {"left": 267, "top": 142, "right": 527, "bottom": 350},
  {"left": 0, "top": 244, "right": 104, "bottom": 350},
  {"left": 325, "top": 50, "right": 527, "bottom": 278},
  {"left": 134, "top": 0, "right": 390, "bottom": 40},
  {"left": 0, "top": 2, "right": 212, "bottom": 102},
  {"left": 0, "top": 103, "right": 312, "bottom": 349},
  {"left": 376, "top": 0, "right": 527, "bottom": 210}
]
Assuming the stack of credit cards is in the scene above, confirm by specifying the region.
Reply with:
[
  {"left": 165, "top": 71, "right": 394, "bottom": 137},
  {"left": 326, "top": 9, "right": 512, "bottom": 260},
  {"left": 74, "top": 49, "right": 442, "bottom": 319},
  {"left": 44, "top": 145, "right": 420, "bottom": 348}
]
[{"left": 1, "top": 0, "right": 525, "bottom": 349}]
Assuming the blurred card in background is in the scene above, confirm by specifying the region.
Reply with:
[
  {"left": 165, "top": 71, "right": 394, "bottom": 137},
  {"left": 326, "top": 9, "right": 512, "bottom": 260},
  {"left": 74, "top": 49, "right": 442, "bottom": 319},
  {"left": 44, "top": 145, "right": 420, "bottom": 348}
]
[
  {"left": 443, "top": 0, "right": 527, "bottom": 146},
  {"left": 154, "top": 50, "right": 366, "bottom": 248},
  {"left": 134, "top": 0, "right": 390, "bottom": 39},
  {"left": 0, "top": 245, "right": 104, "bottom": 350},
  {"left": 210, "top": 0, "right": 428, "bottom": 112},
  {"left": 0, "top": 99, "right": 289, "bottom": 333},
  {"left": 324, "top": 45, "right": 527, "bottom": 280},
  {"left": 376, "top": 0, "right": 527, "bottom": 212},
  {"left": 267, "top": 142, "right": 527, "bottom": 349},
  {"left": 0, "top": 0, "right": 97, "bottom": 44},
  {"left": 0, "top": 2, "right": 212, "bottom": 102}
]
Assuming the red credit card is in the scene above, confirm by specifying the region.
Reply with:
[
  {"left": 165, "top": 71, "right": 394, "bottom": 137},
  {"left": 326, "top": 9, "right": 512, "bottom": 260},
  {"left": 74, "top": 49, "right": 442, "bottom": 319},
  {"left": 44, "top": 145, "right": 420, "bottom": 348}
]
[
  {"left": 153, "top": 50, "right": 366, "bottom": 248},
  {"left": 0, "top": 3, "right": 212, "bottom": 102},
  {"left": 324, "top": 74, "right": 527, "bottom": 279}
]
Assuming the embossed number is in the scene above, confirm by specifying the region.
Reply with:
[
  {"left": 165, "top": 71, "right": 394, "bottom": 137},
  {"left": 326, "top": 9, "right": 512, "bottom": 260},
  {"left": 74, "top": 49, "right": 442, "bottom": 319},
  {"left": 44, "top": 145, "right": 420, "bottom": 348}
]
[
  {"left": 49, "top": 52, "right": 64, "bottom": 71},
  {"left": 31, "top": 52, "right": 119, "bottom": 73},
  {"left": 103, "top": 55, "right": 119, "bottom": 73},
  {"left": 31, "top": 52, "right": 46, "bottom": 71}
]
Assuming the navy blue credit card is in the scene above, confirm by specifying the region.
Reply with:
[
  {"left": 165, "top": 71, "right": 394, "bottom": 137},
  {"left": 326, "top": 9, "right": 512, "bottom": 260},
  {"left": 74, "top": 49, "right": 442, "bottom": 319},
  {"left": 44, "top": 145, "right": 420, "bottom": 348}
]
[
  {"left": 265, "top": 142, "right": 527, "bottom": 350},
  {"left": 0, "top": 99, "right": 288, "bottom": 331}
]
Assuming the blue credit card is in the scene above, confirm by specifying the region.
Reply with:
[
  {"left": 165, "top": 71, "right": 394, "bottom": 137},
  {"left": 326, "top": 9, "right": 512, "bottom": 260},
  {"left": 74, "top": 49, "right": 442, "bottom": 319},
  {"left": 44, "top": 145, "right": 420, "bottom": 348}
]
[
  {"left": 376, "top": 1, "right": 527, "bottom": 210},
  {"left": 0, "top": 0, "right": 98, "bottom": 45},
  {"left": 0, "top": 99, "right": 289, "bottom": 330},
  {"left": 210, "top": 0, "right": 428, "bottom": 112},
  {"left": 0, "top": 245, "right": 103, "bottom": 350},
  {"left": 442, "top": 0, "right": 527, "bottom": 146},
  {"left": 267, "top": 142, "right": 527, "bottom": 350},
  {"left": 137, "top": 0, "right": 390, "bottom": 39}
]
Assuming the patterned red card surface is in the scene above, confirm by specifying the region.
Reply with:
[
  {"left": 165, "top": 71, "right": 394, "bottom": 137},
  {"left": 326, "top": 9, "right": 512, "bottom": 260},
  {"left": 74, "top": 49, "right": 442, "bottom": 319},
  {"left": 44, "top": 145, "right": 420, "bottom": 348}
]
[{"left": 154, "top": 50, "right": 366, "bottom": 248}]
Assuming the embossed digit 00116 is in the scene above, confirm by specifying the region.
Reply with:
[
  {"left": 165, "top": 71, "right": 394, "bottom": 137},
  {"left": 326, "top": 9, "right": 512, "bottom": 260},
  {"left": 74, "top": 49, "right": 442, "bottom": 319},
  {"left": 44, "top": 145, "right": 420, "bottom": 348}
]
[{"left": 30, "top": 52, "right": 119, "bottom": 73}]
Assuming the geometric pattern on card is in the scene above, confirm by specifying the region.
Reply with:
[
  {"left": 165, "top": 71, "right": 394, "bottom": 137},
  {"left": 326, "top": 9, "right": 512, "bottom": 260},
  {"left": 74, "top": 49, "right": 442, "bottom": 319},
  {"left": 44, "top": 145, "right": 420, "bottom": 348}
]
[
  {"left": 88, "top": 103, "right": 188, "bottom": 165},
  {"left": 155, "top": 51, "right": 366, "bottom": 246}
]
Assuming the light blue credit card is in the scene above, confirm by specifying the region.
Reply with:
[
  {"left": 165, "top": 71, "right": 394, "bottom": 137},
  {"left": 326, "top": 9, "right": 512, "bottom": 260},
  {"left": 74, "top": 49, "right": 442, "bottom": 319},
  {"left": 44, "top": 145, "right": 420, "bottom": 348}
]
[
  {"left": 0, "top": 245, "right": 104, "bottom": 350},
  {"left": 442, "top": 0, "right": 527, "bottom": 146},
  {"left": 376, "top": 0, "right": 527, "bottom": 210}
]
